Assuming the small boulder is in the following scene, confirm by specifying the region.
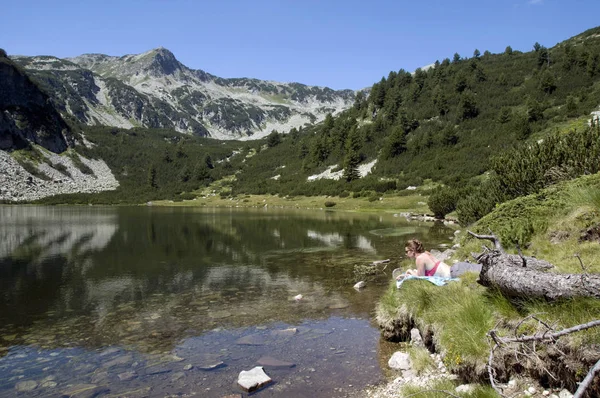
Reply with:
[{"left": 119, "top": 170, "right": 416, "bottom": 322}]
[
  {"left": 410, "top": 328, "right": 424, "bottom": 347},
  {"left": 237, "top": 366, "right": 272, "bottom": 392},
  {"left": 388, "top": 352, "right": 412, "bottom": 370},
  {"left": 558, "top": 389, "right": 574, "bottom": 398},
  {"left": 353, "top": 281, "right": 366, "bottom": 290}
]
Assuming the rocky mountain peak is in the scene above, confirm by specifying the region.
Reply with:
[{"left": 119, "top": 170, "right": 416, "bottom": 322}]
[{"left": 135, "top": 47, "right": 182, "bottom": 77}]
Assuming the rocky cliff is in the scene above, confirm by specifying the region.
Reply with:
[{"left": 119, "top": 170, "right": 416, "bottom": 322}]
[
  {"left": 0, "top": 54, "right": 72, "bottom": 153},
  {"left": 12, "top": 48, "right": 357, "bottom": 140}
]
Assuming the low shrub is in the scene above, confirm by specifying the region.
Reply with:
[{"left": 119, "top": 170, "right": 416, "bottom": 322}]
[
  {"left": 324, "top": 200, "right": 336, "bottom": 207},
  {"left": 427, "top": 186, "right": 458, "bottom": 219}
]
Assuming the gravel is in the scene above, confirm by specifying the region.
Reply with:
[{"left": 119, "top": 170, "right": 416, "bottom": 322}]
[{"left": 0, "top": 149, "right": 119, "bottom": 202}]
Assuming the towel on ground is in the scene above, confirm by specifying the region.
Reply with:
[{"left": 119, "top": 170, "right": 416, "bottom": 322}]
[{"left": 396, "top": 275, "right": 459, "bottom": 289}]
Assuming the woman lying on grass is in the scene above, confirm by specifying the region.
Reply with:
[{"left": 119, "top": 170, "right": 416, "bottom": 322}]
[{"left": 398, "top": 239, "right": 451, "bottom": 279}]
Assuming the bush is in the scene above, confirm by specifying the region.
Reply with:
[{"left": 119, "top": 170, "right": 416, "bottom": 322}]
[
  {"left": 179, "top": 192, "right": 196, "bottom": 200},
  {"left": 324, "top": 200, "right": 336, "bottom": 207},
  {"left": 427, "top": 186, "right": 458, "bottom": 219},
  {"left": 339, "top": 191, "right": 349, "bottom": 198}
]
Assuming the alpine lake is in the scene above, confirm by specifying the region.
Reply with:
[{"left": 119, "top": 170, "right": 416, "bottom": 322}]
[{"left": 0, "top": 205, "right": 457, "bottom": 397}]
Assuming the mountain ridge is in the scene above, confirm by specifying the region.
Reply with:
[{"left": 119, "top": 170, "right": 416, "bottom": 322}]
[{"left": 13, "top": 47, "right": 358, "bottom": 140}]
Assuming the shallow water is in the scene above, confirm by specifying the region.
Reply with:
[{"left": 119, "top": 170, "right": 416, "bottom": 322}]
[{"left": 0, "top": 206, "right": 455, "bottom": 397}]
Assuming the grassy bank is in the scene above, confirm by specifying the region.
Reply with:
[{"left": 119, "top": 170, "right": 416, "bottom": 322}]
[
  {"left": 376, "top": 173, "right": 600, "bottom": 394},
  {"left": 150, "top": 178, "right": 436, "bottom": 214}
]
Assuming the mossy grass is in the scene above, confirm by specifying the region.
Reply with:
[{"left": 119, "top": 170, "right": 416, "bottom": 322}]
[
  {"left": 407, "top": 346, "right": 436, "bottom": 375},
  {"left": 399, "top": 378, "right": 498, "bottom": 397}
]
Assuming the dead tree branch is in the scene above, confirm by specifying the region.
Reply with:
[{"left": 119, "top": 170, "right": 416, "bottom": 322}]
[
  {"left": 574, "top": 359, "right": 600, "bottom": 398},
  {"left": 489, "top": 319, "right": 600, "bottom": 398},
  {"left": 467, "top": 230, "right": 504, "bottom": 251}
]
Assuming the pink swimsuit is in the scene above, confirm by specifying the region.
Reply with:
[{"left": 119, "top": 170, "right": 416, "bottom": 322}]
[{"left": 425, "top": 261, "right": 441, "bottom": 277}]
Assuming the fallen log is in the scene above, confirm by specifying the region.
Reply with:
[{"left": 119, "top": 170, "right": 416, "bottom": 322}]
[{"left": 468, "top": 231, "right": 600, "bottom": 300}]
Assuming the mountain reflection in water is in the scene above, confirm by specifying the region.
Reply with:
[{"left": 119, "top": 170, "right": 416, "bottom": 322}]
[{"left": 0, "top": 206, "right": 455, "bottom": 397}]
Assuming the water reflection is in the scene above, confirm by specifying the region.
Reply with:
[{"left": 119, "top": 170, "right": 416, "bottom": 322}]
[{"left": 0, "top": 206, "right": 456, "bottom": 397}]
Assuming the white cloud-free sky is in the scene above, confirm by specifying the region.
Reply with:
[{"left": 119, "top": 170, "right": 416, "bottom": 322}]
[{"left": 2, "top": 0, "right": 599, "bottom": 89}]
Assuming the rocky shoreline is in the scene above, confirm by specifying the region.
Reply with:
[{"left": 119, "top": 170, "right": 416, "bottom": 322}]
[
  {"left": 0, "top": 149, "right": 119, "bottom": 202},
  {"left": 362, "top": 328, "right": 576, "bottom": 398}
]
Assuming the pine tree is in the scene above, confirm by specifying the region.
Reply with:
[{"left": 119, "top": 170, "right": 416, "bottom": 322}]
[
  {"left": 148, "top": 165, "right": 157, "bottom": 188},
  {"left": 343, "top": 126, "right": 362, "bottom": 182}
]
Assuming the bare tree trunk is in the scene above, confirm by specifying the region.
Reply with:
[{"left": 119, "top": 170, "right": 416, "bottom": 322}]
[{"left": 469, "top": 231, "right": 600, "bottom": 300}]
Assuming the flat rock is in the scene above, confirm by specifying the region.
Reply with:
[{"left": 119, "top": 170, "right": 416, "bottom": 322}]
[
  {"left": 40, "top": 381, "right": 58, "bottom": 388},
  {"left": 257, "top": 356, "right": 295, "bottom": 368},
  {"left": 15, "top": 380, "right": 38, "bottom": 392},
  {"left": 388, "top": 352, "right": 412, "bottom": 370},
  {"left": 90, "top": 372, "right": 109, "bottom": 384},
  {"left": 198, "top": 361, "right": 225, "bottom": 371},
  {"left": 99, "top": 347, "right": 120, "bottom": 357},
  {"left": 118, "top": 371, "right": 137, "bottom": 382},
  {"left": 235, "top": 334, "right": 266, "bottom": 345},
  {"left": 328, "top": 303, "right": 349, "bottom": 309},
  {"left": 60, "top": 384, "right": 109, "bottom": 398},
  {"left": 102, "top": 354, "right": 132, "bottom": 369},
  {"left": 270, "top": 328, "right": 297, "bottom": 337},
  {"left": 237, "top": 366, "right": 272, "bottom": 392},
  {"left": 144, "top": 365, "right": 172, "bottom": 375}
]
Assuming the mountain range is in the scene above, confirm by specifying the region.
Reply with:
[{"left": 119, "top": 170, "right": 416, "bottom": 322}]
[{"left": 11, "top": 48, "right": 357, "bottom": 140}]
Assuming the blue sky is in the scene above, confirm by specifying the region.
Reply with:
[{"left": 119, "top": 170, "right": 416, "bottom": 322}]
[{"left": 2, "top": 0, "right": 599, "bottom": 90}]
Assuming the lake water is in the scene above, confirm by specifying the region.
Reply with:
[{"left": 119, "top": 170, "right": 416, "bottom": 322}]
[{"left": 0, "top": 206, "right": 456, "bottom": 397}]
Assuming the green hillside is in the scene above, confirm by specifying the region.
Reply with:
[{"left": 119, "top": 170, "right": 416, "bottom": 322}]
[{"left": 22, "top": 26, "right": 600, "bottom": 224}]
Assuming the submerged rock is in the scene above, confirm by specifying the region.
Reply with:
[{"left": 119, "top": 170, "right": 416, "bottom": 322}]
[
  {"left": 118, "top": 371, "right": 137, "bottom": 381},
  {"left": 235, "top": 333, "right": 266, "bottom": 345},
  {"left": 270, "top": 328, "right": 297, "bottom": 337},
  {"left": 15, "top": 380, "right": 38, "bottom": 392},
  {"left": 198, "top": 361, "right": 225, "bottom": 371},
  {"left": 60, "top": 384, "right": 109, "bottom": 398},
  {"left": 237, "top": 366, "right": 272, "bottom": 392},
  {"left": 257, "top": 356, "right": 295, "bottom": 368},
  {"left": 102, "top": 354, "right": 132, "bottom": 369}
]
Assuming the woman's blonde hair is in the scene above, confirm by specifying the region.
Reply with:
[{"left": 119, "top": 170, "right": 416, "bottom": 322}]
[{"left": 405, "top": 239, "right": 424, "bottom": 254}]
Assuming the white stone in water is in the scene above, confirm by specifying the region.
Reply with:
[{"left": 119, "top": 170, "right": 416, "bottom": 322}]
[
  {"left": 353, "top": 281, "right": 366, "bottom": 289},
  {"left": 388, "top": 352, "right": 412, "bottom": 370},
  {"left": 15, "top": 380, "right": 38, "bottom": 392},
  {"left": 528, "top": 387, "right": 537, "bottom": 394},
  {"left": 237, "top": 366, "right": 272, "bottom": 392}
]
